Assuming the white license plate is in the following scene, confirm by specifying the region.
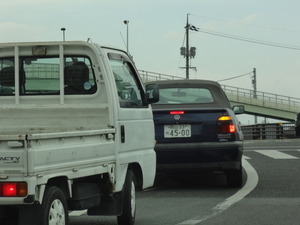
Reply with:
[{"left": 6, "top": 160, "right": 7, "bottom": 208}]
[{"left": 164, "top": 124, "right": 191, "bottom": 138}]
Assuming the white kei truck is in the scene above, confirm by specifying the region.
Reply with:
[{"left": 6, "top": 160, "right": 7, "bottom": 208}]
[{"left": 0, "top": 41, "right": 159, "bottom": 225}]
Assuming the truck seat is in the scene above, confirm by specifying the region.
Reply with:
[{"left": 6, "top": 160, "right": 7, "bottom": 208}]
[
  {"left": 0, "top": 66, "right": 26, "bottom": 94},
  {"left": 64, "top": 62, "right": 89, "bottom": 94}
]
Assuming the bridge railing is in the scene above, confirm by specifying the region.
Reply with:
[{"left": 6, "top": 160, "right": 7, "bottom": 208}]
[
  {"left": 222, "top": 85, "right": 300, "bottom": 112},
  {"left": 139, "top": 70, "right": 182, "bottom": 82},
  {"left": 138, "top": 70, "right": 300, "bottom": 113}
]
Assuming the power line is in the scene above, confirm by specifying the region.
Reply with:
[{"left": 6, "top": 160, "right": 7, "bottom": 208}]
[
  {"left": 197, "top": 28, "right": 300, "bottom": 50},
  {"left": 191, "top": 14, "right": 300, "bottom": 33},
  {"left": 217, "top": 71, "right": 253, "bottom": 82}
]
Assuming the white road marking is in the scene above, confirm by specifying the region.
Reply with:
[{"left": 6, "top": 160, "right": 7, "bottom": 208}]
[
  {"left": 179, "top": 220, "right": 201, "bottom": 225},
  {"left": 177, "top": 156, "right": 259, "bottom": 225},
  {"left": 255, "top": 150, "right": 298, "bottom": 159},
  {"left": 69, "top": 210, "right": 87, "bottom": 216},
  {"left": 243, "top": 155, "right": 251, "bottom": 160}
]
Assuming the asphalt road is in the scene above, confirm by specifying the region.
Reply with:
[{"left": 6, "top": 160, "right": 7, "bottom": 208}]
[{"left": 70, "top": 139, "right": 300, "bottom": 225}]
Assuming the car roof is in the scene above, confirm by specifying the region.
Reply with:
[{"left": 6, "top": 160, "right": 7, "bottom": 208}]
[
  {"left": 146, "top": 79, "right": 221, "bottom": 87},
  {"left": 147, "top": 79, "right": 231, "bottom": 109}
]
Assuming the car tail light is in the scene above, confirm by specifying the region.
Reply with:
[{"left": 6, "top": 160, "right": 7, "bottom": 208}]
[
  {"left": 217, "top": 116, "right": 236, "bottom": 134},
  {"left": 169, "top": 111, "right": 185, "bottom": 115},
  {"left": 0, "top": 182, "right": 27, "bottom": 197}
]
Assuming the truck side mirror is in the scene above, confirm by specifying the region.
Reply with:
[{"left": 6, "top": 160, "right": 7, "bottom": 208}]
[
  {"left": 232, "top": 105, "right": 245, "bottom": 115},
  {"left": 145, "top": 84, "right": 159, "bottom": 104}
]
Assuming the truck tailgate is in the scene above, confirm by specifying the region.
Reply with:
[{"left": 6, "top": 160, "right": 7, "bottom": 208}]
[{"left": 0, "top": 135, "right": 28, "bottom": 177}]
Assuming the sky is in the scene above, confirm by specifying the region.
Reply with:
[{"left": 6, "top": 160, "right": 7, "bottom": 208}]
[{"left": 1, "top": 0, "right": 300, "bottom": 123}]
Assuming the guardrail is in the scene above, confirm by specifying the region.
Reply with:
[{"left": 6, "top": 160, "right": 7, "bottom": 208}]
[
  {"left": 22, "top": 64, "right": 300, "bottom": 112},
  {"left": 139, "top": 70, "right": 183, "bottom": 82},
  {"left": 222, "top": 85, "right": 300, "bottom": 112},
  {"left": 25, "top": 65, "right": 300, "bottom": 114},
  {"left": 139, "top": 70, "right": 300, "bottom": 113},
  {"left": 138, "top": 70, "right": 300, "bottom": 140},
  {"left": 241, "top": 123, "right": 296, "bottom": 140}
]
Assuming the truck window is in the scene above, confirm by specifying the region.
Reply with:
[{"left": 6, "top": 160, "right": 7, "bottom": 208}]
[
  {"left": 0, "top": 56, "right": 97, "bottom": 95},
  {"left": 109, "top": 57, "right": 143, "bottom": 108},
  {"left": 0, "top": 58, "right": 17, "bottom": 95}
]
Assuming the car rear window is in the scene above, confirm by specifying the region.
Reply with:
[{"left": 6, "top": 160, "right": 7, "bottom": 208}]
[{"left": 155, "top": 87, "right": 214, "bottom": 104}]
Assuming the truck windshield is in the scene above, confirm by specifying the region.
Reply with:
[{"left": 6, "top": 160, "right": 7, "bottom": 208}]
[
  {"left": 0, "top": 56, "right": 97, "bottom": 95},
  {"left": 155, "top": 87, "right": 214, "bottom": 104}
]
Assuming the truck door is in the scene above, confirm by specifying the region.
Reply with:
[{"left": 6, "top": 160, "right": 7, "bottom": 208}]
[{"left": 107, "top": 52, "right": 156, "bottom": 181}]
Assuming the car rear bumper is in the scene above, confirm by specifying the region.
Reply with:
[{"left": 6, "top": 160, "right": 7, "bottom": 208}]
[{"left": 155, "top": 141, "right": 243, "bottom": 172}]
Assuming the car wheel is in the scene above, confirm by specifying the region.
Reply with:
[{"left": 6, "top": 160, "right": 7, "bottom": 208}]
[
  {"left": 40, "top": 186, "right": 69, "bottom": 225},
  {"left": 226, "top": 165, "right": 243, "bottom": 188},
  {"left": 117, "top": 170, "right": 136, "bottom": 225}
]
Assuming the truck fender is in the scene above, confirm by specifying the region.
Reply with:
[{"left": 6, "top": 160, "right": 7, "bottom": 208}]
[
  {"left": 36, "top": 184, "right": 46, "bottom": 204},
  {"left": 114, "top": 164, "right": 129, "bottom": 192},
  {"left": 36, "top": 180, "right": 72, "bottom": 204},
  {"left": 115, "top": 163, "right": 143, "bottom": 191}
]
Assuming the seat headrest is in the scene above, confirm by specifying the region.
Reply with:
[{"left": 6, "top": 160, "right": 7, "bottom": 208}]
[
  {"left": 64, "top": 62, "right": 89, "bottom": 88},
  {"left": 0, "top": 66, "right": 25, "bottom": 86}
]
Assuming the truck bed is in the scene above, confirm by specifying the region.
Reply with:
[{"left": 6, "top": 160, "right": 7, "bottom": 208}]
[
  {"left": 0, "top": 128, "right": 116, "bottom": 180},
  {"left": 0, "top": 103, "right": 110, "bottom": 135}
]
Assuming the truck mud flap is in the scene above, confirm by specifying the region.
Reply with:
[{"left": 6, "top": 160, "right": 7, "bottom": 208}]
[
  {"left": 68, "top": 183, "right": 101, "bottom": 210},
  {"left": 87, "top": 192, "right": 123, "bottom": 216}
]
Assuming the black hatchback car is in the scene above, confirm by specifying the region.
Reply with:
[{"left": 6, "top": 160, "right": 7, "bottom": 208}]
[{"left": 148, "top": 79, "right": 244, "bottom": 187}]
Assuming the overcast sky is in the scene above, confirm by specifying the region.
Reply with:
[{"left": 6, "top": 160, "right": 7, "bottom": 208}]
[{"left": 1, "top": 0, "right": 300, "bottom": 101}]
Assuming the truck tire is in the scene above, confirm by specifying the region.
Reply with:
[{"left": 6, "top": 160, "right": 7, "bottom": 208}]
[
  {"left": 117, "top": 170, "right": 136, "bottom": 225},
  {"left": 40, "top": 186, "right": 69, "bottom": 225},
  {"left": 226, "top": 165, "right": 243, "bottom": 188}
]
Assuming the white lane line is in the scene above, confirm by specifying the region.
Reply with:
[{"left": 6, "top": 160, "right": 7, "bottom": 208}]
[
  {"left": 243, "top": 156, "right": 251, "bottom": 160},
  {"left": 255, "top": 150, "right": 298, "bottom": 159},
  {"left": 177, "top": 156, "right": 259, "bottom": 225},
  {"left": 69, "top": 210, "right": 87, "bottom": 216}
]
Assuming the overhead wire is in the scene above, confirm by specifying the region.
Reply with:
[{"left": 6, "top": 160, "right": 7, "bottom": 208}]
[
  {"left": 191, "top": 14, "right": 300, "bottom": 33},
  {"left": 187, "top": 13, "right": 300, "bottom": 50},
  {"left": 217, "top": 71, "right": 253, "bottom": 82},
  {"left": 197, "top": 28, "right": 300, "bottom": 51},
  {"left": 184, "top": 14, "right": 300, "bottom": 81}
]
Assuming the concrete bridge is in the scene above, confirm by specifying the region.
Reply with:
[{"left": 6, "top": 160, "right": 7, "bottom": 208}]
[{"left": 139, "top": 70, "right": 300, "bottom": 122}]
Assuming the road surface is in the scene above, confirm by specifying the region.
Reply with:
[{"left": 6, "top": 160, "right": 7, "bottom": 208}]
[{"left": 70, "top": 139, "right": 300, "bottom": 225}]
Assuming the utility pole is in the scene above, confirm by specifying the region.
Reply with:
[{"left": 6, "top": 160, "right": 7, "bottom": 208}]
[
  {"left": 253, "top": 68, "right": 257, "bottom": 98},
  {"left": 252, "top": 68, "right": 258, "bottom": 124},
  {"left": 185, "top": 15, "right": 190, "bottom": 79},
  {"left": 180, "top": 14, "right": 197, "bottom": 79}
]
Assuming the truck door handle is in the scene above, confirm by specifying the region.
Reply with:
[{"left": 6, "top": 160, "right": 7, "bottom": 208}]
[{"left": 121, "top": 125, "right": 125, "bottom": 143}]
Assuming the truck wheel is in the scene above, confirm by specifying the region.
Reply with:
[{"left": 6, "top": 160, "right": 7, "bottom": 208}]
[
  {"left": 117, "top": 170, "right": 136, "bottom": 225},
  {"left": 227, "top": 165, "right": 243, "bottom": 188},
  {"left": 41, "top": 186, "right": 69, "bottom": 225}
]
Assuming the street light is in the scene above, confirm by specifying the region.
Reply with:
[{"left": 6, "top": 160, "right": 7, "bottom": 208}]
[
  {"left": 123, "top": 20, "right": 129, "bottom": 53},
  {"left": 61, "top": 28, "right": 66, "bottom": 41}
]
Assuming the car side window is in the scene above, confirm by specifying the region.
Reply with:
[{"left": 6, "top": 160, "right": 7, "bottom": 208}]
[{"left": 108, "top": 55, "right": 143, "bottom": 108}]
